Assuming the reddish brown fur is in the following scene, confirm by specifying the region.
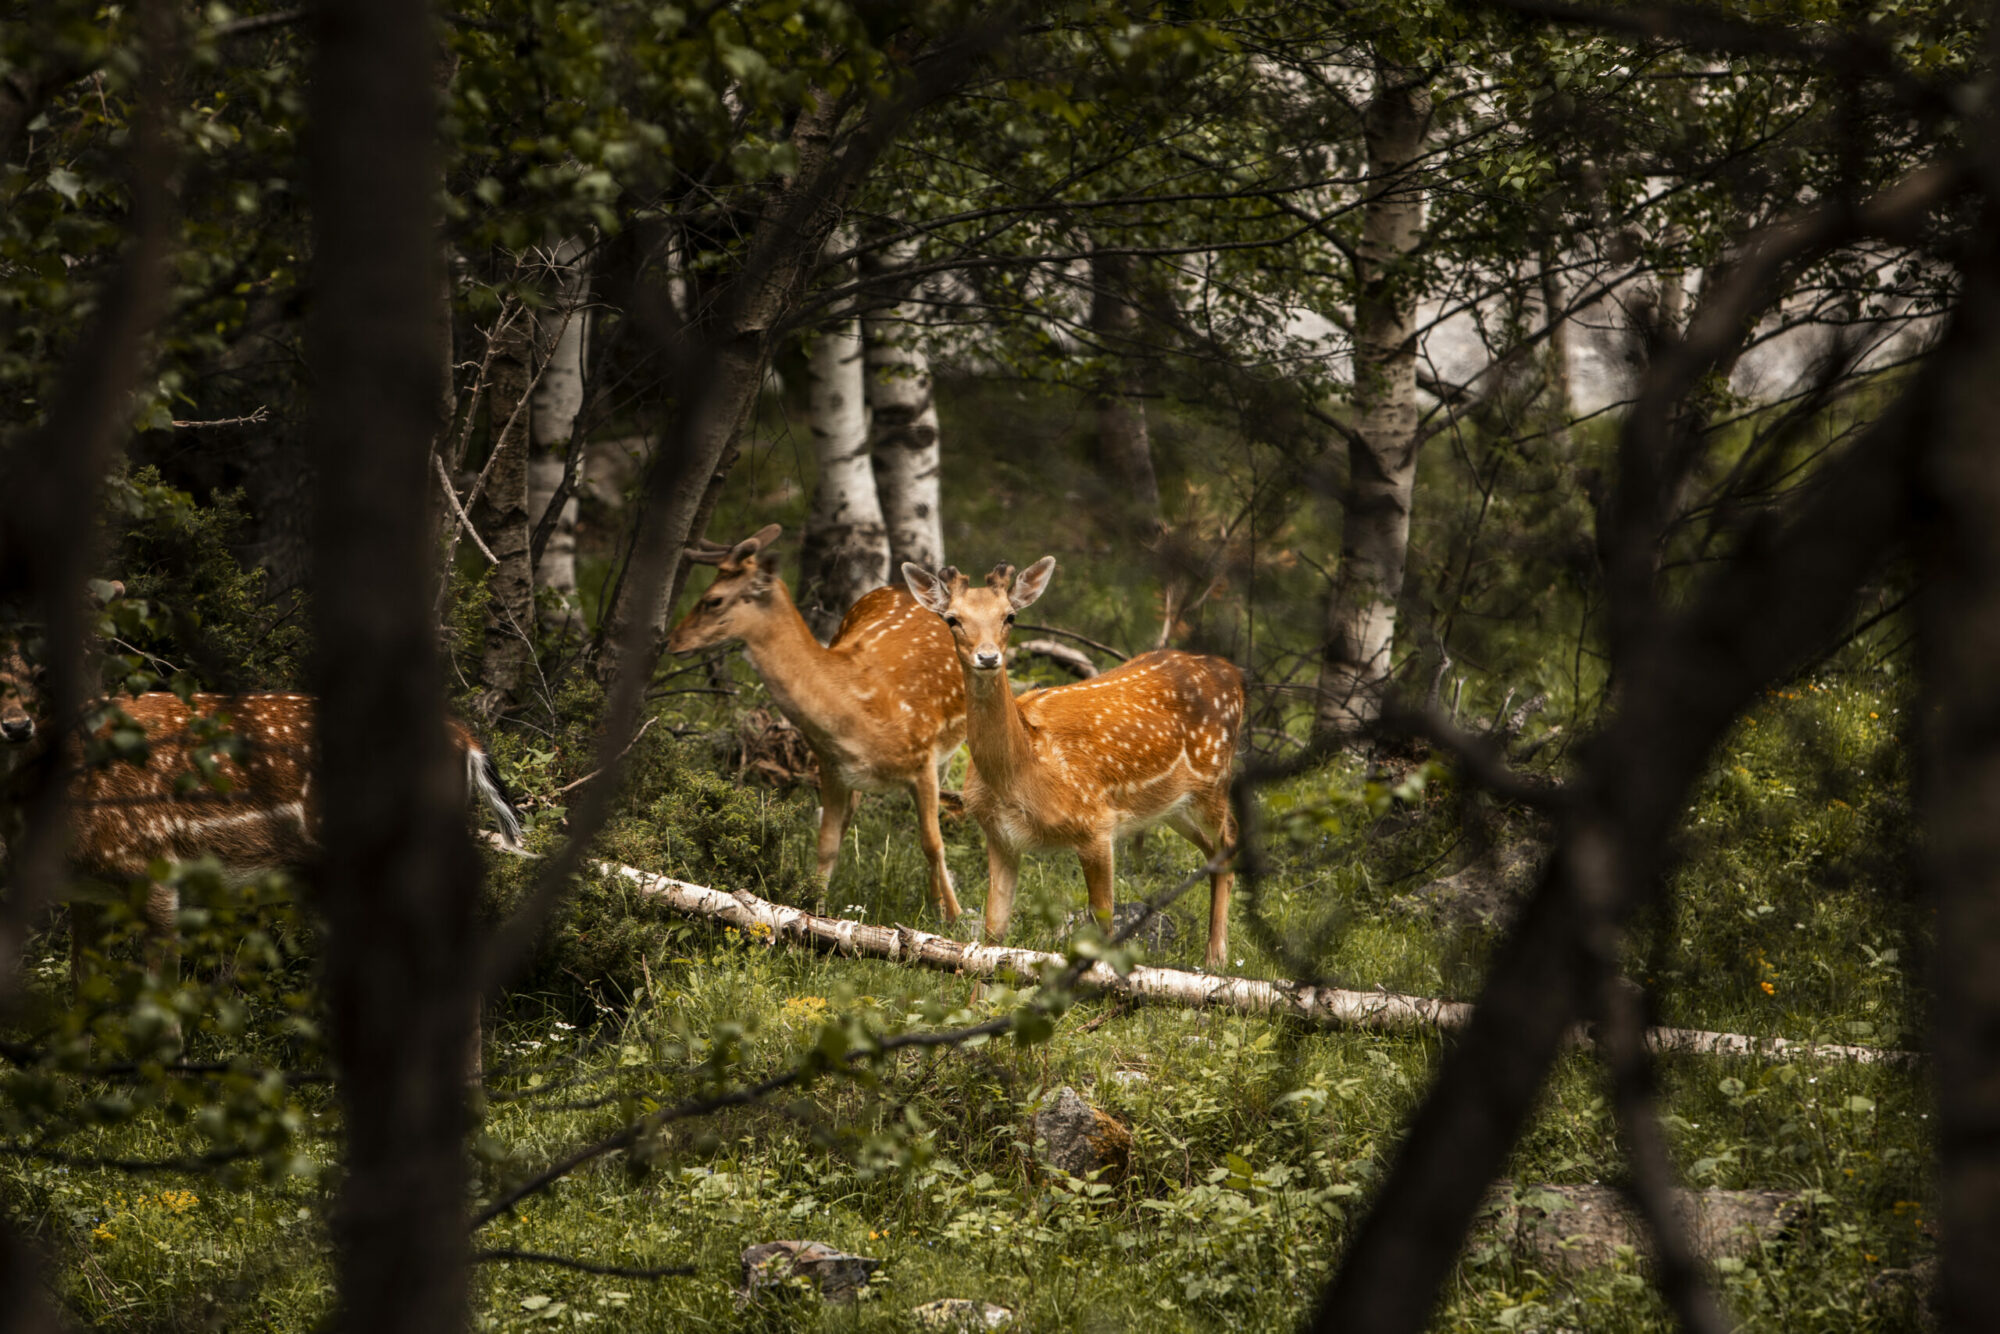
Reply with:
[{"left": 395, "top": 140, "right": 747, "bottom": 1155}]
[
  {"left": 904, "top": 558, "right": 1243, "bottom": 968},
  {"left": 667, "top": 524, "right": 967, "bottom": 920},
  {"left": 0, "top": 655, "right": 516, "bottom": 987}
]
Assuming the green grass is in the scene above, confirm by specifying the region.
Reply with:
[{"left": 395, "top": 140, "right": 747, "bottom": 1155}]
[{"left": 0, "top": 385, "right": 1936, "bottom": 1330}]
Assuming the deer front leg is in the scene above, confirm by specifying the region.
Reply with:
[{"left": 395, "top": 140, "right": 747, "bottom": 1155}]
[
  {"left": 911, "top": 765, "right": 961, "bottom": 923},
  {"left": 982, "top": 840, "right": 1020, "bottom": 944},
  {"left": 1079, "top": 835, "right": 1116, "bottom": 932},
  {"left": 814, "top": 768, "right": 854, "bottom": 886},
  {"left": 144, "top": 880, "right": 181, "bottom": 994}
]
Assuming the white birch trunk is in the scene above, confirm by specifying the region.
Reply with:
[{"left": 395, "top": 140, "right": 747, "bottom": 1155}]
[
  {"left": 1316, "top": 66, "right": 1432, "bottom": 738},
  {"left": 798, "top": 233, "right": 888, "bottom": 640},
  {"left": 530, "top": 235, "right": 590, "bottom": 451},
  {"left": 573, "top": 847, "right": 1912, "bottom": 1066},
  {"left": 527, "top": 237, "right": 590, "bottom": 610},
  {"left": 527, "top": 456, "right": 578, "bottom": 615},
  {"left": 863, "top": 241, "right": 945, "bottom": 571}
]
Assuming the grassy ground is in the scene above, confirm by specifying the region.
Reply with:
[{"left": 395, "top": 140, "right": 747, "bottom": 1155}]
[{"left": 0, "top": 384, "right": 1936, "bottom": 1330}]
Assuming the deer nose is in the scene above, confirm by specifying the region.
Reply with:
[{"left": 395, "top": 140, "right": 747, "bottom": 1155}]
[
  {"left": 973, "top": 648, "right": 1002, "bottom": 671},
  {"left": 1, "top": 717, "right": 33, "bottom": 742}
]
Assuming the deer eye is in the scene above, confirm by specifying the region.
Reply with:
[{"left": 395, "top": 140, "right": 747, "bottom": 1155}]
[
  {"left": 1003, "top": 612, "right": 1015, "bottom": 626},
  {"left": 944, "top": 614, "right": 961, "bottom": 629},
  {"left": 703, "top": 597, "right": 723, "bottom": 611}
]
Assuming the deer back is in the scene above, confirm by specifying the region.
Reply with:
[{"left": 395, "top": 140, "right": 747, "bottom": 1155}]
[
  {"left": 819, "top": 586, "right": 967, "bottom": 761},
  {"left": 1013, "top": 650, "right": 1243, "bottom": 821},
  {"left": 70, "top": 693, "right": 319, "bottom": 877}
]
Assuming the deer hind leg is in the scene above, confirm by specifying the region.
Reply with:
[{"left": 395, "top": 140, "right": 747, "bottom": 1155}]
[
  {"left": 1170, "top": 792, "right": 1235, "bottom": 970},
  {"left": 1079, "top": 836, "right": 1117, "bottom": 933},
  {"left": 911, "top": 765, "right": 961, "bottom": 924}
]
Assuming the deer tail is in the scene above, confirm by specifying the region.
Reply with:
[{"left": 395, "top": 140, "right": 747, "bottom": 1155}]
[{"left": 465, "top": 743, "right": 525, "bottom": 848}]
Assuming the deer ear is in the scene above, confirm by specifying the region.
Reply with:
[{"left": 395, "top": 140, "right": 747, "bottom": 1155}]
[
  {"left": 902, "top": 562, "right": 952, "bottom": 617},
  {"left": 1010, "top": 556, "right": 1056, "bottom": 610},
  {"left": 747, "top": 523, "right": 783, "bottom": 551},
  {"left": 722, "top": 537, "right": 764, "bottom": 570}
]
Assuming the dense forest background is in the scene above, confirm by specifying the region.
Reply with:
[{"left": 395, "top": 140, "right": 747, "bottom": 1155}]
[{"left": 0, "top": 0, "right": 1994, "bottom": 1329}]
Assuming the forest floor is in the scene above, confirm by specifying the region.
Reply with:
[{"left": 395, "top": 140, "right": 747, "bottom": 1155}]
[{"left": 0, "top": 389, "right": 1938, "bottom": 1330}]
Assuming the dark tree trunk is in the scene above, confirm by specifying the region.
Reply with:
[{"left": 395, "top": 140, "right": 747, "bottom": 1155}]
[
  {"left": 308, "top": 2, "right": 483, "bottom": 1331},
  {"left": 1088, "top": 248, "right": 1161, "bottom": 527},
  {"left": 1921, "top": 202, "right": 2000, "bottom": 1330},
  {"left": 475, "top": 317, "right": 535, "bottom": 697}
]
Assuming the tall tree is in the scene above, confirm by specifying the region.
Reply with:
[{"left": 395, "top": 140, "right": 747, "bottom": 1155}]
[
  {"left": 1088, "top": 247, "right": 1162, "bottom": 528},
  {"left": 307, "top": 0, "right": 484, "bottom": 1329},
  {"left": 528, "top": 235, "right": 591, "bottom": 614},
  {"left": 473, "top": 315, "right": 535, "bottom": 700},
  {"left": 1315, "top": 60, "right": 1433, "bottom": 739},
  {"left": 863, "top": 238, "right": 947, "bottom": 571},
  {"left": 798, "top": 234, "right": 889, "bottom": 638}
]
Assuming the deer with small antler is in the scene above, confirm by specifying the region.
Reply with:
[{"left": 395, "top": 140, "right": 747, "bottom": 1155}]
[
  {"left": 0, "top": 647, "right": 523, "bottom": 991},
  {"left": 902, "top": 557, "right": 1243, "bottom": 969},
  {"left": 667, "top": 524, "right": 967, "bottom": 921}
]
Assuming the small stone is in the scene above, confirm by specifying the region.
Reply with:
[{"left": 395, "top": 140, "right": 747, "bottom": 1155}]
[
  {"left": 1108, "top": 1069, "right": 1150, "bottom": 1088},
  {"left": 1868, "top": 1256, "right": 1939, "bottom": 1331},
  {"left": 1486, "top": 1183, "right": 1804, "bottom": 1273},
  {"left": 1033, "top": 1086, "right": 1131, "bottom": 1180},
  {"left": 740, "top": 1240, "right": 880, "bottom": 1302},
  {"left": 912, "top": 1298, "right": 1016, "bottom": 1329},
  {"left": 1393, "top": 844, "right": 1541, "bottom": 931}
]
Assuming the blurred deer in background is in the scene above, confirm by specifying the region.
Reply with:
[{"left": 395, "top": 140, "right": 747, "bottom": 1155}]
[
  {"left": 0, "top": 649, "right": 522, "bottom": 990},
  {"left": 667, "top": 523, "right": 967, "bottom": 921},
  {"left": 903, "top": 557, "right": 1243, "bottom": 969}
]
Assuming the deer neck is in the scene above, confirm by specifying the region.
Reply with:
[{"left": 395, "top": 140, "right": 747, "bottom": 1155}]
[
  {"left": 961, "top": 662, "right": 1036, "bottom": 790},
  {"left": 736, "top": 580, "right": 845, "bottom": 722}
]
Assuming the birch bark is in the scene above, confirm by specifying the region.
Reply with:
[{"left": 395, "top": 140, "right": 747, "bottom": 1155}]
[
  {"left": 798, "top": 235, "right": 889, "bottom": 640},
  {"left": 863, "top": 240, "right": 946, "bottom": 570},
  {"left": 528, "top": 236, "right": 590, "bottom": 609},
  {"left": 1315, "top": 66, "right": 1432, "bottom": 738}
]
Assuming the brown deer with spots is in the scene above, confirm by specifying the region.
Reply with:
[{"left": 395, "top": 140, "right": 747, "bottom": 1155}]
[
  {"left": 902, "top": 558, "right": 1243, "bottom": 969},
  {"left": 0, "top": 656, "right": 522, "bottom": 987},
  {"left": 667, "top": 524, "right": 967, "bottom": 921}
]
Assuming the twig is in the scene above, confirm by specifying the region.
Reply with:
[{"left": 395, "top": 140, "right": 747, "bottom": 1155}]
[
  {"left": 471, "top": 1248, "right": 695, "bottom": 1279},
  {"left": 1014, "top": 623, "right": 1129, "bottom": 661},
  {"left": 1014, "top": 638, "right": 1099, "bottom": 678},
  {"left": 551, "top": 716, "right": 659, "bottom": 798},
  {"left": 431, "top": 453, "right": 500, "bottom": 565},
  {"left": 169, "top": 406, "right": 269, "bottom": 428}
]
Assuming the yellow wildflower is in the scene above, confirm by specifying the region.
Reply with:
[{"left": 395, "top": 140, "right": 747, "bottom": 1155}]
[{"left": 1760, "top": 981, "right": 1775, "bottom": 996}]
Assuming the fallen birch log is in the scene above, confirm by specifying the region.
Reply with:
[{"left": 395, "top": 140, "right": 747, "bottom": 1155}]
[{"left": 592, "top": 857, "right": 1916, "bottom": 1066}]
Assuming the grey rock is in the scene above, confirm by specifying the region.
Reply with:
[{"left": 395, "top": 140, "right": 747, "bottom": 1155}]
[
  {"left": 1488, "top": 1183, "right": 1804, "bottom": 1273},
  {"left": 1062, "top": 901, "right": 1181, "bottom": 953},
  {"left": 1032, "top": 1086, "right": 1131, "bottom": 1180},
  {"left": 1394, "top": 844, "right": 1541, "bottom": 931},
  {"left": 740, "top": 1240, "right": 880, "bottom": 1302},
  {"left": 912, "top": 1298, "right": 1016, "bottom": 1329}
]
